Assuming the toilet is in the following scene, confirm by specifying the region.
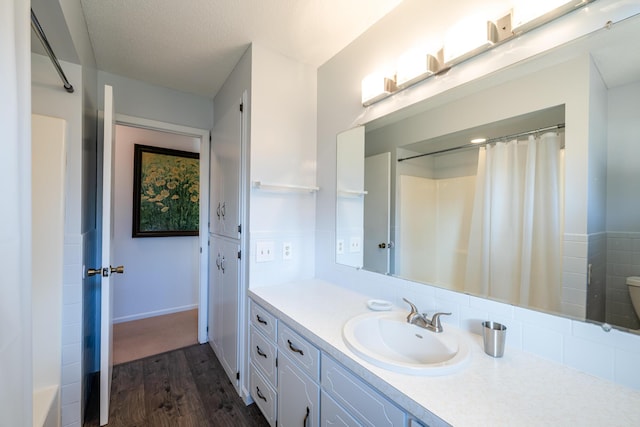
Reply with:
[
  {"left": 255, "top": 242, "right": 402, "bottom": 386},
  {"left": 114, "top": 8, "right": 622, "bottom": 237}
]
[{"left": 626, "top": 276, "right": 640, "bottom": 318}]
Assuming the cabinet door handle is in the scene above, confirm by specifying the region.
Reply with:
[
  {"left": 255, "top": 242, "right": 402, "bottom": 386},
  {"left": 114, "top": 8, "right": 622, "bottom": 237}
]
[
  {"left": 256, "top": 386, "right": 267, "bottom": 402},
  {"left": 256, "top": 346, "right": 267, "bottom": 358},
  {"left": 256, "top": 314, "right": 268, "bottom": 325},
  {"left": 221, "top": 202, "right": 226, "bottom": 219},
  {"left": 216, "top": 202, "right": 221, "bottom": 219},
  {"left": 221, "top": 255, "right": 225, "bottom": 273},
  {"left": 287, "top": 339, "right": 304, "bottom": 356},
  {"left": 303, "top": 406, "right": 310, "bottom": 427}
]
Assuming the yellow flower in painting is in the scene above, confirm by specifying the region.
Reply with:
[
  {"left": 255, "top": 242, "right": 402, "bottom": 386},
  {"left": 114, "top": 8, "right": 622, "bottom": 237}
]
[
  {"left": 156, "top": 202, "right": 164, "bottom": 207},
  {"left": 172, "top": 195, "right": 179, "bottom": 200},
  {"left": 146, "top": 188, "right": 156, "bottom": 196},
  {"left": 190, "top": 195, "right": 198, "bottom": 202},
  {"left": 156, "top": 179, "right": 166, "bottom": 186},
  {"left": 167, "top": 182, "right": 177, "bottom": 189},
  {"left": 161, "top": 206, "right": 169, "bottom": 212}
]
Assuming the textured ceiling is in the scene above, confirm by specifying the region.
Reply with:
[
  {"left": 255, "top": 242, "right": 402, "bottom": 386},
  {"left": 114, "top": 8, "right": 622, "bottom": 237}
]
[{"left": 79, "top": 0, "right": 403, "bottom": 97}]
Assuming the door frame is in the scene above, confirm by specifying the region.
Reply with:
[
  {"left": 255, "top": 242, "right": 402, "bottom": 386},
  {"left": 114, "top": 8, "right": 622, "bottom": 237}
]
[{"left": 114, "top": 113, "right": 211, "bottom": 343}]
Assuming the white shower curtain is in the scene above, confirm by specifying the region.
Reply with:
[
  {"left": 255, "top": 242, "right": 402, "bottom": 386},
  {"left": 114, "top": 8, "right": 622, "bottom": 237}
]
[{"left": 465, "top": 132, "right": 563, "bottom": 311}]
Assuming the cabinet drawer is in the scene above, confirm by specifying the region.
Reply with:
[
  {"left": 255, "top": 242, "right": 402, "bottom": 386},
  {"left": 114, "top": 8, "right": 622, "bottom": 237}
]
[
  {"left": 250, "top": 301, "right": 277, "bottom": 341},
  {"left": 321, "top": 391, "right": 362, "bottom": 427},
  {"left": 250, "top": 363, "right": 277, "bottom": 427},
  {"left": 321, "top": 355, "right": 404, "bottom": 427},
  {"left": 250, "top": 325, "right": 277, "bottom": 386},
  {"left": 278, "top": 323, "right": 320, "bottom": 381}
]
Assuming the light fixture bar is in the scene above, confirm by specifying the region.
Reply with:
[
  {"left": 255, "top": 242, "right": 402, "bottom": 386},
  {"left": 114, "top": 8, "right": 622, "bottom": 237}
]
[
  {"left": 512, "top": 0, "right": 594, "bottom": 34},
  {"left": 360, "top": 0, "right": 595, "bottom": 107}
]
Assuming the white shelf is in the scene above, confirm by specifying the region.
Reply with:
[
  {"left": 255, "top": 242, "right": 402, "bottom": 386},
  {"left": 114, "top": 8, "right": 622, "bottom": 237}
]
[
  {"left": 337, "top": 189, "right": 368, "bottom": 197},
  {"left": 252, "top": 180, "right": 319, "bottom": 193}
]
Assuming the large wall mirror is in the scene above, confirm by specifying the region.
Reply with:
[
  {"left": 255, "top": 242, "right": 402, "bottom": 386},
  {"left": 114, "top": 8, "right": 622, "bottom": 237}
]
[{"left": 335, "top": 13, "right": 640, "bottom": 334}]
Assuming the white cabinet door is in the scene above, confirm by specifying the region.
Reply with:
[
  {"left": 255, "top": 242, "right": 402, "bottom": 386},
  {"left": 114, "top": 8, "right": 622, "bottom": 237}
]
[
  {"left": 278, "top": 353, "right": 319, "bottom": 427},
  {"left": 210, "top": 95, "right": 242, "bottom": 239},
  {"left": 321, "top": 391, "right": 362, "bottom": 427},
  {"left": 208, "top": 240, "right": 223, "bottom": 348},
  {"left": 208, "top": 237, "right": 240, "bottom": 388}
]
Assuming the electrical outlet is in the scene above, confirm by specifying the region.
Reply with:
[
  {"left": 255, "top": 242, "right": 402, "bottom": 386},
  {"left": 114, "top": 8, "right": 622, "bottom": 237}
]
[
  {"left": 349, "top": 236, "right": 361, "bottom": 253},
  {"left": 336, "top": 239, "right": 345, "bottom": 254},
  {"left": 256, "top": 241, "right": 275, "bottom": 262},
  {"left": 283, "top": 242, "right": 292, "bottom": 260}
]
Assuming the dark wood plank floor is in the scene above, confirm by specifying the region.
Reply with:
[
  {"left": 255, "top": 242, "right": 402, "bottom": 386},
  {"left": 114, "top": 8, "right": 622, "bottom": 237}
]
[{"left": 85, "top": 344, "right": 269, "bottom": 427}]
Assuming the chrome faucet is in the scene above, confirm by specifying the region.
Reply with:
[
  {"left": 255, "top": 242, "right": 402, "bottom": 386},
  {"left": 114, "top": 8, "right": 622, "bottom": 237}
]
[{"left": 402, "top": 298, "right": 451, "bottom": 333}]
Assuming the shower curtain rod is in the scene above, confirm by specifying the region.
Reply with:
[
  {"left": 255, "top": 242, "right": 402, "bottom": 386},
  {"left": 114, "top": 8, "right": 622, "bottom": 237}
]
[
  {"left": 397, "top": 123, "right": 565, "bottom": 162},
  {"left": 31, "top": 9, "right": 74, "bottom": 93}
]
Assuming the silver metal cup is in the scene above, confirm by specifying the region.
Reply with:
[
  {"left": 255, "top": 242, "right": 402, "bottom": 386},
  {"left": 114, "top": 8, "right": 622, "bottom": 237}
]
[{"left": 482, "top": 321, "right": 507, "bottom": 357}]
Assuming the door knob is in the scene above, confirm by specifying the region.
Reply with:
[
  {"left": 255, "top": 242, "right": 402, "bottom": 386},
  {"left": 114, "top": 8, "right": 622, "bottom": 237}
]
[
  {"left": 87, "top": 267, "right": 102, "bottom": 277},
  {"left": 378, "top": 242, "right": 394, "bottom": 249},
  {"left": 110, "top": 265, "right": 124, "bottom": 274}
]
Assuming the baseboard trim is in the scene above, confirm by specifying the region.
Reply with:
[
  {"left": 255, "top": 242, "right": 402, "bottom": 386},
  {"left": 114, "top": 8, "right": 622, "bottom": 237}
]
[{"left": 113, "top": 304, "right": 198, "bottom": 324}]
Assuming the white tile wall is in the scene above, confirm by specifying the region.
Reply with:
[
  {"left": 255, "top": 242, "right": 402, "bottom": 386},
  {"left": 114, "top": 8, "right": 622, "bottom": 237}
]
[
  {"left": 562, "top": 234, "right": 588, "bottom": 318},
  {"left": 62, "top": 235, "right": 83, "bottom": 427}
]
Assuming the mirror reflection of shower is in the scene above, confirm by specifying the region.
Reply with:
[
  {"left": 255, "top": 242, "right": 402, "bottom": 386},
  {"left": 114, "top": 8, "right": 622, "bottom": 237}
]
[{"left": 395, "top": 121, "right": 565, "bottom": 313}]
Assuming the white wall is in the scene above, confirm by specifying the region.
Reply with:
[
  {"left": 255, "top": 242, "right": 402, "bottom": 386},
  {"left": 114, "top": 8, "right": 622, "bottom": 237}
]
[
  {"left": 1, "top": 2, "right": 32, "bottom": 425},
  {"left": 248, "top": 43, "right": 318, "bottom": 288},
  {"left": 316, "top": 0, "right": 640, "bottom": 390},
  {"left": 606, "top": 81, "right": 640, "bottom": 232},
  {"left": 98, "top": 71, "right": 214, "bottom": 130},
  {"left": 112, "top": 125, "right": 200, "bottom": 321}
]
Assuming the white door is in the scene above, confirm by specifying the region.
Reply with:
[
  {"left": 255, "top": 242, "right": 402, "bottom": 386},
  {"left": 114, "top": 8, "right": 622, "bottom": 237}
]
[
  {"left": 363, "top": 152, "right": 391, "bottom": 274},
  {"left": 99, "top": 85, "right": 124, "bottom": 426}
]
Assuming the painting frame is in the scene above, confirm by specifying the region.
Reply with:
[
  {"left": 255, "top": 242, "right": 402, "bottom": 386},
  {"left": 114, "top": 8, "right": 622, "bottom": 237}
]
[{"left": 132, "top": 144, "right": 200, "bottom": 238}]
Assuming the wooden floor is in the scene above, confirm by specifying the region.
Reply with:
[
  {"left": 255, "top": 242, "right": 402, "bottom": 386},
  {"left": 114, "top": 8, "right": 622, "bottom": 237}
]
[{"left": 85, "top": 344, "right": 268, "bottom": 427}]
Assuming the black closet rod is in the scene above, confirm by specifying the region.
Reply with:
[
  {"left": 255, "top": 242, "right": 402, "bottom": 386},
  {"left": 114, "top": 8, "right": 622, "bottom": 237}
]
[
  {"left": 398, "top": 123, "right": 565, "bottom": 162},
  {"left": 31, "top": 8, "right": 74, "bottom": 93}
]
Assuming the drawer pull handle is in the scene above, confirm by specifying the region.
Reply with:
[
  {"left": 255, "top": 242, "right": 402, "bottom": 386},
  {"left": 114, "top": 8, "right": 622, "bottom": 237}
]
[
  {"left": 256, "top": 386, "right": 267, "bottom": 402},
  {"left": 256, "top": 346, "right": 267, "bottom": 358},
  {"left": 303, "top": 406, "right": 310, "bottom": 427},
  {"left": 287, "top": 339, "right": 304, "bottom": 356},
  {"left": 256, "top": 314, "right": 268, "bottom": 325}
]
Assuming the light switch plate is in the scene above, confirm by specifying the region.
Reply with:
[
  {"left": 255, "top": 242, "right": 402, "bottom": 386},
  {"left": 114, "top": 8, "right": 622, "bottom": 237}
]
[
  {"left": 349, "top": 236, "right": 361, "bottom": 253},
  {"left": 256, "top": 241, "right": 275, "bottom": 262}
]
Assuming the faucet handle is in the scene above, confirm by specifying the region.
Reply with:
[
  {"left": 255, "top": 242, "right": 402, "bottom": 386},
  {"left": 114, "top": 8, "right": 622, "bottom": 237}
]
[
  {"left": 430, "top": 312, "right": 452, "bottom": 333},
  {"left": 402, "top": 298, "right": 420, "bottom": 323}
]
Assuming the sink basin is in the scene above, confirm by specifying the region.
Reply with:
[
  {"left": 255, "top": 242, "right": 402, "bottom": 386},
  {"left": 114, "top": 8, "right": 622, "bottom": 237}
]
[{"left": 342, "top": 311, "right": 471, "bottom": 376}]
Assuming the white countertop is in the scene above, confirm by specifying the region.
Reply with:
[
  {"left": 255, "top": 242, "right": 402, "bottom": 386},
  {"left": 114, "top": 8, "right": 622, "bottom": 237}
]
[{"left": 249, "top": 279, "right": 640, "bottom": 426}]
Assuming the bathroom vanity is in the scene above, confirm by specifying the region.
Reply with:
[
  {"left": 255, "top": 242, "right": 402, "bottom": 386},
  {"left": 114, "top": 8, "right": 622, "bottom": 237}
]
[{"left": 249, "top": 280, "right": 640, "bottom": 426}]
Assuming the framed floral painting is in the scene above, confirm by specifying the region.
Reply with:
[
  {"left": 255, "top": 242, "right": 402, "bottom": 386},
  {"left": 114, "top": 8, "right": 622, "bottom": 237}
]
[{"left": 132, "top": 144, "right": 199, "bottom": 237}]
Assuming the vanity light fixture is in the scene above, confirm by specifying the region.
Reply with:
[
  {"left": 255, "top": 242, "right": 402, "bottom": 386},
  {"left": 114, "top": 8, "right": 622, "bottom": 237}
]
[
  {"left": 360, "top": 0, "right": 595, "bottom": 107},
  {"left": 361, "top": 72, "right": 397, "bottom": 106},
  {"left": 395, "top": 50, "right": 441, "bottom": 89},
  {"left": 512, "top": 0, "right": 591, "bottom": 34},
  {"left": 442, "top": 16, "right": 500, "bottom": 66},
  {"left": 471, "top": 138, "right": 487, "bottom": 144}
]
